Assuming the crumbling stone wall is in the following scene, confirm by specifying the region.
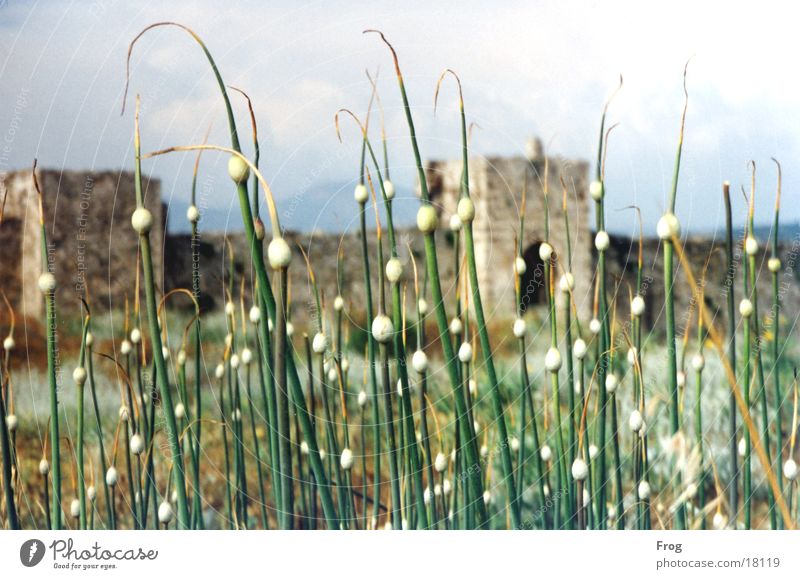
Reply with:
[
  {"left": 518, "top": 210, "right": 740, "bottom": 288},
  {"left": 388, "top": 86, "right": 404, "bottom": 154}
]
[
  {"left": 426, "top": 148, "right": 592, "bottom": 317},
  {"left": 0, "top": 168, "right": 163, "bottom": 317}
]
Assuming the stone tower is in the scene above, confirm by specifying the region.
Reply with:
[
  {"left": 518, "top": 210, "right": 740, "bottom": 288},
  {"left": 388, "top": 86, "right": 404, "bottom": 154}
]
[
  {"left": 0, "top": 168, "right": 163, "bottom": 317},
  {"left": 425, "top": 139, "right": 592, "bottom": 319}
]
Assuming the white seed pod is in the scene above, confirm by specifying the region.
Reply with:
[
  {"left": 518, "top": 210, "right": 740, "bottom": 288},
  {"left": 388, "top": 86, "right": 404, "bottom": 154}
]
[
  {"left": 396, "top": 379, "right": 403, "bottom": 397},
  {"left": 594, "top": 230, "right": 610, "bottom": 252},
  {"left": 5, "top": 414, "right": 17, "bottom": 432},
  {"left": 571, "top": 458, "right": 588, "bottom": 481},
  {"left": 70, "top": 498, "right": 80, "bottom": 519},
  {"left": 483, "top": 490, "right": 492, "bottom": 505},
  {"left": 442, "top": 479, "right": 452, "bottom": 496},
  {"left": 340, "top": 448, "right": 354, "bottom": 470},
  {"left": 174, "top": 403, "right": 186, "bottom": 420},
  {"left": 510, "top": 436, "right": 520, "bottom": 452},
  {"left": 449, "top": 317, "right": 463, "bottom": 336},
  {"left": 385, "top": 258, "right": 403, "bottom": 283},
  {"left": 424, "top": 487, "right": 432, "bottom": 505},
  {"left": 589, "top": 444, "right": 598, "bottom": 460},
  {"left": 286, "top": 322, "right": 294, "bottom": 337},
  {"left": 130, "top": 207, "right": 154, "bottom": 234},
  {"left": 451, "top": 449, "right": 457, "bottom": 463},
  {"left": 738, "top": 437, "right": 747, "bottom": 457},
  {"left": 412, "top": 349, "right": 428, "bottom": 373},
  {"left": 457, "top": 197, "right": 475, "bottom": 223},
  {"left": 589, "top": 318, "right": 602, "bottom": 335},
  {"left": 783, "top": 458, "right": 798, "bottom": 481},
  {"left": 177, "top": 349, "right": 187, "bottom": 366},
  {"left": 186, "top": 204, "right": 200, "bottom": 224},
  {"left": 544, "top": 346, "right": 562, "bottom": 372},
  {"left": 354, "top": 183, "right": 369, "bottom": 204},
  {"left": 118, "top": 405, "right": 129, "bottom": 422},
  {"left": 434, "top": 484, "right": 442, "bottom": 497},
  {"left": 39, "top": 458, "right": 50, "bottom": 475},
  {"left": 130, "top": 328, "right": 141, "bottom": 344},
  {"left": 417, "top": 298, "right": 428, "bottom": 315},
  {"left": 739, "top": 298, "right": 753, "bottom": 318},
  {"left": 605, "top": 374, "right": 619, "bottom": 394},
  {"left": 267, "top": 237, "right": 292, "bottom": 269},
  {"left": 357, "top": 390, "right": 367, "bottom": 408},
  {"left": 559, "top": 272, "right": 575, "bottom": 293},
  {"left": 215, "top": 363, "right": 225, "bottom": 379},
  {"left": 341, "top": 358, "right": 350, "bottom": 373},
  {"left": 629, "top": 409, "right": 644, "bottom": 433},
  {"left": 627, "top": 347, "right": 638, "bottom": 366},
  {"left": 224, "top": 300, "right": 235, "bottom": 316},
  {"left": 686, "top": 482, "right": 698, "bottom": 499},
  {"left": 637, "top": 480, "right": 652, "bottom": 500},
  {"left": 589, "top": 180, "right": 603, "bottom": 201},
  {"left": 631, "top": 295, "right": 645, "bottom": 317},
  {"left": 85, "top": 332, "right": 93, "bottom": 347},
  {"left": 574, "top": 379, "right": 582, "bottom": 396},
  {"left": 38, "top": 272, "right": 56, "bottom": 293},
  {"left": 691, "top": 353, "right": 705, "bottom": 372},
  {"left": 120, "top": 339, "right": 133, "bottom": 356},
  {"left": 473, "top": 420, "right": 480, "bottom": 433},
  {"left": 158, "top": 501, "right": 174, "bottom": 524},
  {"left": 469, "top": 379, "right": 477, "bottom": 395},
  {"left": 712, "top": 511, "right": 727, "bottom": 530},
  {"left": 480, "top": 444, "right": 489, "bottom": 458},
  {"left": 300, "top": 441, "right": 309, "bottom": 455},
  {"left": 130, "top": 433, "right": 145, "bottom": 455},
  {"left": 657, "top": 212, "right": 680, "bottom": 240},
  {"left": 543, "top": 484, "right": 550, "bottom": 498},
  {"left": 573, "top": 338, "right": 588, "bottom": 360},
  {"left": 333, "top": 295, "right": 345, "bottom": 312},
  {"left": 161, "top": 346, "right": 170, "bottom": 361},
  {"left": 514, "top": 256, "right": 527, "bottom": 276},
  {"left": 458, "top": 341, "right": 473, "bottom": 363},
  {"left": 583, "top": 488, "right": 591, "bottom": 507},
  {"left": 371, "top": 314, "right": 394, "bottom": 344},
  {"left": 312, "top": 332, "right": 329, "bottom": 354},
  {"left": 384, "top": 521, "right": 392, "bottom": 531},
  {"left": 87, "top": 485, "right": 96, "bottom": 502},
  {"left": 512, "top": 317, "right": 526, "bottom": 338},
  {"left": 328, "top": 367, "right": 337, "bottom": 382},
  {"left": 449, "top": 213, "right": 462, "bottom": 232},
  {"left": 744, "top": 236, "right": 759, "bottom": 256},
  {"left": 538, "top": 242, "right": 553, "bottom": 261},
  {"left": 106, "top": 466, "right": 118, "bottom": 486},
  {"left": 227, "top": 155, "right": 250, "bottom": 183},
  {"left": 416, "top": 205, "right": 438, "bottom": 233},
  {"left": 768, "top": 257, "right": 781, "bottom": 273},
  {"left": 540, "top": 444, "right": 552, "bottom": 462},
  {"left": 73, "top": 367, "right": 87, "bottom": 386},
  {"left": 383, "top": 179, "right": 395, "bottom": 200},
  {"left": 241, "top": 348, "right": 253, "bottom": 365},
  {"left": 230, "top": 354, "right": 240, "bottom": 369},
  {"left": 434, "top": 452, "right": 448, "bottom": 473},
  {"left": 3, "top": 335, "right": 14, "bottom": 351},
  {"left": 249, "top": 306, "right": 261, "bottom": 324},
  {"left": 677, "top": 370, "right": 686, "bottom": 389}
]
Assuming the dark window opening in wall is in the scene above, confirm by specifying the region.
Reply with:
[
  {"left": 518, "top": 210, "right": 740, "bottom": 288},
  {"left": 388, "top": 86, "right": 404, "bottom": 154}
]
[{"left": 519, "top": 242, "right": 547, "bottom": 312}]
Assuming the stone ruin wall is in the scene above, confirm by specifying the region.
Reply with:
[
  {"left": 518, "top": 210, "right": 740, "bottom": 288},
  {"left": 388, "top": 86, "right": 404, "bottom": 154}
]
[{"left": 0, "top": 169, "right": 163, "bottom": 318}]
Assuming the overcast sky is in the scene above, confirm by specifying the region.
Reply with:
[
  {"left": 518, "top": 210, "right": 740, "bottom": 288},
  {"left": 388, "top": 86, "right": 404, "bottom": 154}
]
[{"left": 0, "top": 0, "right": 797, "bottom": 238}]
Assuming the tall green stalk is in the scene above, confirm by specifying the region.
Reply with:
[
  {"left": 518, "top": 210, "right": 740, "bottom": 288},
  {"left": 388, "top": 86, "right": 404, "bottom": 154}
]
[
  {"left": 367, "top": 30, "right": 488, "bottom": 527},
  {"left": 32, "top": 165, "right": 62, "bottom": 530},
  {"left": 131, "top": 105, "right": 190, "bottom": 528}
]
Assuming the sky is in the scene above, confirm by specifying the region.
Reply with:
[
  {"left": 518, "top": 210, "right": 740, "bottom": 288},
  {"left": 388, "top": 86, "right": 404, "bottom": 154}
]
[{"left": 0, "top": 0, "right": 797, "bottom": 238}]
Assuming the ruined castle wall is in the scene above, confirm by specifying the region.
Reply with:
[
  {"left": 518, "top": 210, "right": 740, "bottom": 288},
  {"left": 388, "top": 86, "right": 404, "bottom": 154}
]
[
  {"left": 0, "top": 169, "right": 162, "bottom": 317},
  {"left": 426, "top": 154, "right": 593, "bottom": 318}
]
